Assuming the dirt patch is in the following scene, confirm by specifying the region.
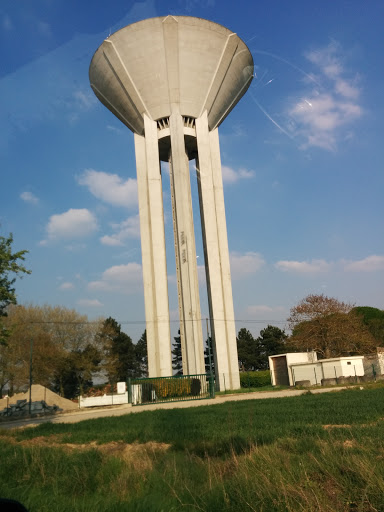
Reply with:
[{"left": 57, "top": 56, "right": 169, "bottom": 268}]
[
  {"left": 0, "top": 385, "right": 77, "bottom": 412},
  {"left": 0, "top": 434, "right": 170, "bottom": 471},
  {"left": 323, "top": 424, "right": 352, "bottom": 430}
]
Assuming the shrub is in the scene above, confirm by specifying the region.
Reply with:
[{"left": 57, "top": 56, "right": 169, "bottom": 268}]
[
  {"left": 190, "top": 378, "right": 201, "bottom": 396},
  {"left": 240, "top": 370, "right": 271, "bottom": 388},
  {"left": 154, "top": 378, "right": 192, "bottom": 398}
]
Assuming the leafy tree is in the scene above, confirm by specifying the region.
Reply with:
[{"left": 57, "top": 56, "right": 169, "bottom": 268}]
[
  {"left": 288, "top": 294, "right": 376, "bottom": 358},
  {"left": 53, "top": 344, "right": 101, "bottom": 399},
  {"left": 204, "top": 336, "right": 215, "bottom": 375},
  {"left": 237, "top": 326, "right": 287, "bottom": 371},
  {"left": 98, "top": 317, "right": 139, "bottom": 382},
  {"left": 1, "top": 304, "right": 101, "bottom": 396},
  {"left": 0, "top": 232, "right": 30, "bottom": 344},
  {"left": 352, "top": 307, "right": 384, "bottom": 345},
  {"left": 172, "top": 330, "right": 183, "bottom": 375},
  {"left": 256, "top": 325, "right": 287, "bottom": 369},
  {"left": 237, "top": 328, "right": 259, "bottom": 371},
  {"left": 135, "top": 330, "right": 148, "bottom": 377}
]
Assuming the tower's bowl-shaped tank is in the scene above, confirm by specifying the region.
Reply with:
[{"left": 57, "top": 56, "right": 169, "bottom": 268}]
[{"left": 89, "top": 15, "right": 254, "bottom": 135}]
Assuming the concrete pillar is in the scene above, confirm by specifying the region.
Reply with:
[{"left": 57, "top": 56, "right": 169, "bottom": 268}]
[
  {"left": 134, "top": 114, "right": 172, "bottom": 377},
  {"left": 168, "top": 112, "right": 205, "bottom": 375},
  {"left": 195, "top": 111, "right": 240, "bottom": 390}
]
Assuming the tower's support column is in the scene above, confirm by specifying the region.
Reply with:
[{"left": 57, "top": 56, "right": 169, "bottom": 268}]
[
  {"left": 195, "top": 111, "right": 240, "bottom": 390},
  {"left": 168, "top": 112, "right": 205, "bottom": 375},
  {"left": 134, "top": 114, "right": 172, "bottom": 377}
]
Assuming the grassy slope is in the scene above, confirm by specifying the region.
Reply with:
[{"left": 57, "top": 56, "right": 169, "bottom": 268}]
[{"left": 1, "top": 387, "right": 384, "bottom": 511}]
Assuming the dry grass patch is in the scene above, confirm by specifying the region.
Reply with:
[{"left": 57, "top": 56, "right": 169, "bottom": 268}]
[{"left": 0, "top": 433, "right": 170, "bottom": 472}]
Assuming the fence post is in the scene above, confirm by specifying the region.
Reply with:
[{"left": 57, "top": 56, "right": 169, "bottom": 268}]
[
  {"left": 223, "top": 373, "right": 226, "bottom": 393},
  {"left": 314, "top": 367, "right": 318, "bottom": 385},
  {"left": 127, "top": 378, "right": 132, "bottom": 404},
  {"left": 372, "top": 364, "right": 377, "bottom": 381},
  {"left": 292, "top": 367, "right": 296, "bottom": 386},
  {"left": 209, "top": 374, "right": 215, "bottom": 399},
  {"left": 354, "top": 365, "right": 357, "bottom": 383},
  {"left": 334, "top": 366, "right": 338, "bottom": 384}
]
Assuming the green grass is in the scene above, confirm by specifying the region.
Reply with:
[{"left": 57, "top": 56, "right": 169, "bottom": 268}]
[
  {"left": 216, "top": 384, "right": 288, "bottom": 394},
  {"left": 1, "top": 387, "right": 384, "bottom": 511}
]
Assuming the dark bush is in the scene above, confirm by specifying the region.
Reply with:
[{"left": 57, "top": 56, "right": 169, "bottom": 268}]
[
  {"left": 190, "top": 378, "right": 201, "bottom": 396},
  {"left": 141, "top": 383, "right": 155, "bottom": 402},
  {"left": 240, "top": 370, "right": 271, "bottom": 388}
]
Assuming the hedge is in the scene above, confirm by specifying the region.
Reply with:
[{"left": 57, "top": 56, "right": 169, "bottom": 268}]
[
  {"left": 131, "top": 377, "right": 203, "bottom": 399},
  {"left": 240, "top": 370, "right": 271, "bottom": 388}
]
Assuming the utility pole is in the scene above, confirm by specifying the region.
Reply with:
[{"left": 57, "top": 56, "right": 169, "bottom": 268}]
[
  {"left": 28, "top": 339, "right": 33, "bottom": 415},
  {"left": 206, "top": 318, "right": 213, "bottom": 376}
]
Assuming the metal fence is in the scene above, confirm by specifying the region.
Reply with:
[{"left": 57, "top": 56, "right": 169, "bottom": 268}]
[{"left": 128, "top": 374, "right": 215, "bottom": 406}]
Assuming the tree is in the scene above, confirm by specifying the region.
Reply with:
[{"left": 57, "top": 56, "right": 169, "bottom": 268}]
[
  {"left": 135, "top": 330, "right": 148, "bottom": 377},
  {"left": 1, "top": 304, "right": 102, "bottom": 397},
  {"left": 256, "top": 325, "right": 287, "bottom": 369},
  {"left": 98, "top": 317, "right": 139, "bottom": 382},
  {"left": 0, "top": 232, "right": 30, "bottom": 344},
  {"left": 172, "top": 330, "right": 183, "bottom": 375},
  {"left": 53, "top": 344, "right": 101, "bottom": 399},
  {"left": 237, "top": 328, "right": 259, "bottom": 371},
  {"left": 288, "top": 294, "right": 376, "bottom": 358},
  {"left": 352, "top": 307, "right": 384, "bottom": 345},
  {"left": 204, "top": 336, "right": 215, "bottom": 375}
]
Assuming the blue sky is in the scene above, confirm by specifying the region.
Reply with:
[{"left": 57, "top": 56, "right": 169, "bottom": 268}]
[{"left": 1, "top": 0, "right": 383, "bottom": 343}]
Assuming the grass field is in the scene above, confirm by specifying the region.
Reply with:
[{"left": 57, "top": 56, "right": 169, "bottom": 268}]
[{"left": 1, "top": 386, "right": 384, "bottom": 511}]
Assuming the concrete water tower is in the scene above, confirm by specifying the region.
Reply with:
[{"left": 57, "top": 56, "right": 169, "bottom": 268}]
[{"left": 89, "top": 15, "right": 253, "bottom": 390}]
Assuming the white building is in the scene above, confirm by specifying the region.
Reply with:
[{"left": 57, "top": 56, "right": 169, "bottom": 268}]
[
  {"left": 269, "top": 352, "right": 317, "bottom": 386},
  {"left": 269, "top": 353, "right": 365, "bottom": 387}
]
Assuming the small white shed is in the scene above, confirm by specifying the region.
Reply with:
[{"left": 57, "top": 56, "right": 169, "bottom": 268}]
[
  {"left": 290, "top": 356, "right": 365, "bottom": 386},
  {"left": 269, "top": 352, "right": 317, "bottom": 386}
]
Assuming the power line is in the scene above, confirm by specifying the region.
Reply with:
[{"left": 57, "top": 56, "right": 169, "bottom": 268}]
[{"left": 7, "top": 317, "right": 288, "bottom": 326}]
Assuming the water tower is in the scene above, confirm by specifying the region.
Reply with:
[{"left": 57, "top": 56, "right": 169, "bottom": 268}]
[{"left": 89, "top": 15, "right": 253, "bottom": 390}]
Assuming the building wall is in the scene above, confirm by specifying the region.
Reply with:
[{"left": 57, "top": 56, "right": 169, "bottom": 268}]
[
  {"left": 269, "top": 352, "right": 317, "bottom": 386},
  {"left": 290, "top": 356, "right": 365, "bottom": 385}
]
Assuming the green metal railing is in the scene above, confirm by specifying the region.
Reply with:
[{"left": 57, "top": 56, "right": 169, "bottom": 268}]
[{"left": 128, "top": 374, "right": 215, "bottom": 406}]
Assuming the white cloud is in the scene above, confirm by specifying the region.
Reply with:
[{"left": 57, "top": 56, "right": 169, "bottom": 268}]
[
  {"left": 334, "top": 79, "right": 359, "bottom": 100},
  {"left": 221, "top": 165, "right": 254, "bottom": 184},
  {"left": 43, "top": 208, "right": 98, "bottom": 242},
  {"left": 343, "top": 255, "right": 384, "bottom": 272},
  {"left": 197, "top": 264, "right": 206, "bottom": 285},
  {"left": 100, "top": 235, "right": 125, "bottom": 247},
  {"left": 78, "top": 169, "right": 138, "bottom": 208},
  {"left": 59, "top": 282, "right": 75, "bottom": 290},
  {"left": 230, "top": 252, "right": 265, "bottom": 279},
  {"left": 289, "top": 41, "right": 362, "bottom": 151},
  {"left": 169, "top": 309, "right": 180, "bottom": 323},
  {"left": 167, "top": 274, "right": 177, "bottom": 285},
  {"left": 37, "top": 21, "right": 52, "bottom": 38},
  {"left": 2, "top": 14, "right": 13, "bottom": 31},
  {"left": 247, "top": 305, "right": 285, "bottom": 316},
  {"left": 275, "top": 259, "right": 332, "bottom": 274},
  {"left": 73, "top": 90, "right": 97, "bottom": 111},
  {"left": 106, "top": 124, "right": 123, "bottom": 134},
  {"left": 20, "top": 191, "right": 39, "bottom": 204},
  {"left": 77, "top": 299, "right": 103, "bottom": 308},
  {"left": 88, "top": 263, "right": 142, "bottom": 293},
  {"left": 100, "top": 215, "right": 140, "bottom": 246}
]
